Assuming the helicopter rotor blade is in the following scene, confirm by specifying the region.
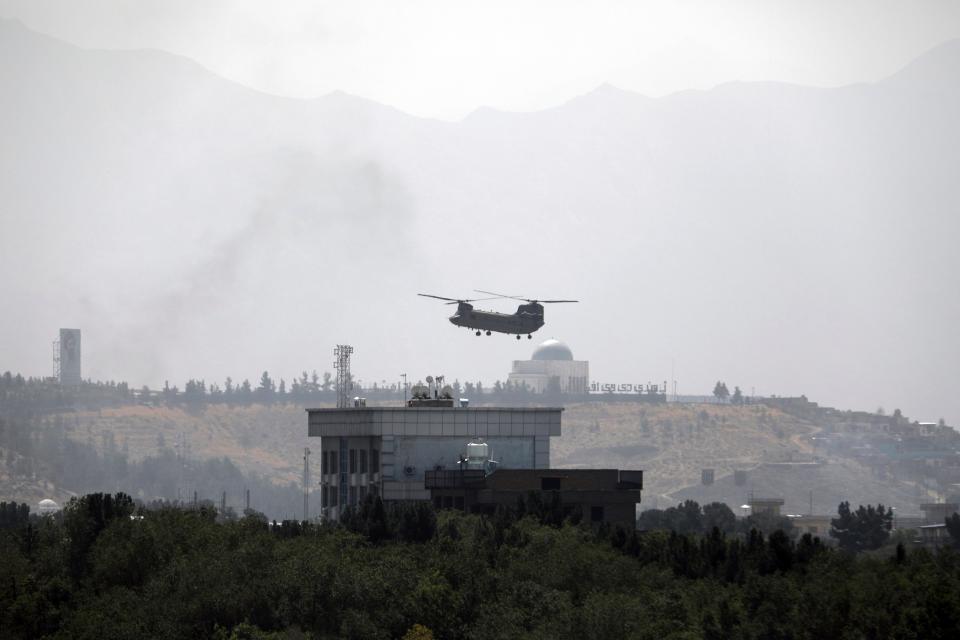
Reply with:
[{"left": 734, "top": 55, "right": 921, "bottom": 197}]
[
  {"left": 419, "top": 293, "right": 502, "bottom": 304},
  {"left": 418, "top": 293, "right": 461, "bottom": 302},
  {"left": 474, "top": 290, "right": 578, "bottom": 304},
  {"left": 474, "top": 289, "right": 528, "bottom": 302}
]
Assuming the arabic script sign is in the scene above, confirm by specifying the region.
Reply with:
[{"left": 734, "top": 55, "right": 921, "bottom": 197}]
[{"left": 589, "top": 382, "right": 667, "bottom": 394}]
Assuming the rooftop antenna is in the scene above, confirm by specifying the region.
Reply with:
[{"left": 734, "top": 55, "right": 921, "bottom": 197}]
[
  {"left": 52, "top": 337, "right": 61, "bottom": 381},
  {"left": 303, "top": 447, "right": 311, "bottom": 521},
  {"left": 334, "top": 345, "right": 354, "bottom": 409}
]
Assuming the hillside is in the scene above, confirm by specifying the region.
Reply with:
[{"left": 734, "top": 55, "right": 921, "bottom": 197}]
[
  {"left": 6, "top": 397, "right": 939, "bottom": 517},
  {"left": 556, "top": 403, "right": 818, "bottom": 500}
]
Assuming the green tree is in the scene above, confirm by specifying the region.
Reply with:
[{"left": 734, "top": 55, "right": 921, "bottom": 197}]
[
  {"left": 702, "top": 502, "right": 737, "bottom": 533},
  {"left": 713, "top": 381, "right": 729, "bottom": 401},
  {"left": 731, "top": 386, "right": 743, "bottom": 404},
  {"left": 256, "top": 371, "right": 275, "bottom": 403},
  {"left": 830, "top": 502, "right": 893, "bottom": 552}
]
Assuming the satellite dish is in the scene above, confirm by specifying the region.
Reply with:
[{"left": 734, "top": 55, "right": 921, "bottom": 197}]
[{"left": 426, "top": 376, "right": 434, "bottom": 383}]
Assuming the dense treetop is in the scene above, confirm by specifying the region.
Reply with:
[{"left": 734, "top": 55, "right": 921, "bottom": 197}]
[{"left": 2, "top": 493, "right": 960, "bottom": 639}]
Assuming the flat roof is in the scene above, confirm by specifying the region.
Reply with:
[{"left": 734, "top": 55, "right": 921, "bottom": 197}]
[
  {"left": 306, "top": 406, "right": 564, "bottom": 412},
  {"left": 308, "top": 405, "right": 563, "bottom": 438}
]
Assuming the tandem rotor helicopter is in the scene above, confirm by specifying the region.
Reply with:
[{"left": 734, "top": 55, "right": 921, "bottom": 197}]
[{"left": 417, "top": 290, "right": 578, "bottom": 339}]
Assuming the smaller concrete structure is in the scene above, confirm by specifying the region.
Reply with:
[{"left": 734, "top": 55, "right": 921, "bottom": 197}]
[
  {"left": 920, "top": 502, "right": 959, "bottom": 524},
  {"left": 425, "top": 468, "right": 643, "bottom": 528},
  {"left": 918, "top": 523, "right": 949, "bottom": 547},
  {"left": 789, "top": 514, "right": 833, "bottom": 537},
  {"left": 748, "top": 498, "right": 785, "bottom": 517},
  {"left": 58, "top": 328, "right": 81, "bottom": 386}
]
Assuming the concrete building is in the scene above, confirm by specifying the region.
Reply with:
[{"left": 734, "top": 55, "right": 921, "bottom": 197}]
[
  {"left": 307, "top": 401, "right": 562, "bottom": 521},
  {"left": 748, "top": 497, "right": 785, "bottom": 517},
  {"left": 920, "top": 502, "right": 959, "bottom": 524},
  {"left": 425, "top": 468, "right": 644, "bottom": 528},
  {"left": 59, "top": 328, "right": 81, "bottom": 386},
  {"left": 789, "top": 514, "right": 833, "bottom": 537},
  {"left": 507, "top": 338, "right": 589, "bottom": 394}
]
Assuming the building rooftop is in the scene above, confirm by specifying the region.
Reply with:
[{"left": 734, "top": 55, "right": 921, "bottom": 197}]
[{"left": 307, "top": 405, "right": 563, "bottom": 438}]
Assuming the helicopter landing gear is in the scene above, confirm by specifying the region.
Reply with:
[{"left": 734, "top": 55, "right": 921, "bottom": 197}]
[
  {"left": 527, "top": 334, "right": 532, "bottom": 339},
  {"left": 516, "top": 335, "right": 521, "bottom": 340},
  {"left": 486, "top": 330, "right": 492, "bottom": 336},
  {"left": 475, "top": 330, "right": 481, "bottom": 336}
]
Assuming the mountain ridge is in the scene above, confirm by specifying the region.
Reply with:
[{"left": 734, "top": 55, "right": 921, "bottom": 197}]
[{"left": 5, "top": 18, "right": 960, "bottom": 121}]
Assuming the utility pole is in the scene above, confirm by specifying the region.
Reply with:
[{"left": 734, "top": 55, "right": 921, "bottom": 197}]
[
  {"left": 303, "top": 447, "right": 311, "bottom": 521},
  {"left": 401, "top": 373, "right": 408, "bottom": 403}
]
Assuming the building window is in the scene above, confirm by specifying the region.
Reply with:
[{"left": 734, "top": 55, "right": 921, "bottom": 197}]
[
  {"left": 370, "top": 484, "right": 379, "bottom": 498},
  {"left": 349, "top": 486, "right": 357, "bottom": 506},
  {"left": 360, "top": 449, "right": 368, "bottom": 474},
  {"left": 591, "top": 506, "right": 604, "bottom": 523},
  {"left": 541, "top": 477, "right": 562, "bottom": 491},
  {"left": 454, "top": 496, "right": 464, "bottom": 510},
  {"left": 349, "top": 449, "right": 357, "bottom": 474},
  {"left": 321, "top": 451, "right": 328, "bottom": 475},
  {"left": 371, "top": 449, "right": 380, "bottom": 473},
  {"left": 329, "top": 452, "right": 338, "bottom": 474},
  {"left": 359, "top": 485, "right": 367, "bottom": 502}
]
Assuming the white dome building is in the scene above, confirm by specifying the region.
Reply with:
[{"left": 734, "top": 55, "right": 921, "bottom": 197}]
[
  {"left": 37, "top": 499, "right": 60, "bottom": 515},
  {"left": 508, "top": 338, "right": 589, "bottom": 394}
]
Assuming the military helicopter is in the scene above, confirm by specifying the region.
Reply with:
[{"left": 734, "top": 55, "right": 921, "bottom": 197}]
[{"left": 418, "top": 290, "right": 578, "bottom": 339}]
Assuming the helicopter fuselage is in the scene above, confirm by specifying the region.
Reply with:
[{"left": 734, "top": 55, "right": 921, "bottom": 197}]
[{"left": 449, "top": 302, "right": 545, "bottom": 335}]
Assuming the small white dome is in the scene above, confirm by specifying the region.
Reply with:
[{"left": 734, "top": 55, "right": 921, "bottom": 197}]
[{"left": 532, "top": 338, "right": 574, "bottom": 361}]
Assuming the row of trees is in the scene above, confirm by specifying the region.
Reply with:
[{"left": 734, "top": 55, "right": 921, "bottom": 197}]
[
  {"left": 3, "top": 493, "right": 960, "bottom": 639},
  {"left": 639, "top": 499, "right": 898, "bottom": 553},
  {"left": 161, "top": 375, "right": 570, "bottom": 405},
  {"left": 712, "top": 381, "right": 746, "bottom": 404},
  {"left": 0, "top": 371, "right": 132, "bottom": 413},
  {"left": 4, "top": 369, "right": 666, "bottom": 414}
]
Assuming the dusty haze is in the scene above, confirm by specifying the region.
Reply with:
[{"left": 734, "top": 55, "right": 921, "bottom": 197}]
[{"left": 1, "top": 5, "right": 959, "bottom": 425}]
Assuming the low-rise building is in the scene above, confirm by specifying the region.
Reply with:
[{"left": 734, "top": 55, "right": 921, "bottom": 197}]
[
  {"left": 507, "top": 338, "right": 589, "bottom": 394},
  {"left": 920, "top": 502, "right": 959, "bottom": 524},
  {"left": 789, "top": 514, "right": 833, "bottom": 537},
  {"left": 425, "top": 468, "right": 644, "bottom": 528},
  {"left": 749, "top": 497, "right": 785, "bottom": 517}
]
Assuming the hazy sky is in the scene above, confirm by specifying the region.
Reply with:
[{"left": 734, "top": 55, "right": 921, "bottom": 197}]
[
  {"left": 2, "top": 0, "right": 960, "bottom": 119},
  {"left": 2, "top": 1, "right": 959, "bottom": 427}
]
